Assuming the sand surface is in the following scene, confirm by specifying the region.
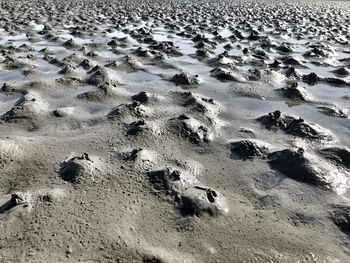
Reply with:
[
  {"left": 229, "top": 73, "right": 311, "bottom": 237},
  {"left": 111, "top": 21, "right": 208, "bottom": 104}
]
[{"left": 0, "top": 0, "right": 350, "bottom": 262}]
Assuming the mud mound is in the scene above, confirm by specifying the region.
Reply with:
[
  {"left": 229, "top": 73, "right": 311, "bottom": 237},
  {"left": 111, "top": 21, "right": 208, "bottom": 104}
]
[
  {"left": 170, "top": 73, "right": 201, "bottom": 86},
  {"left": 105, "top": 56, "right": 143, "bottom": 72},
  {"left": 317, "top": 106, "right": 349, "bottom": 118},
  {"left": 2, "top": 92, "right": 50, "bottom": 122},
  {"left": 51, "top": 107, "right": 75, "bottom": 117},
  {"left": 147, "top": 167, "right": 228, "bottom": 217},
  {"left": 257, "top": 110, "right": 334, "bottom": 141},
  {"left": 168, "top": 114, "right": 220, "bottom": 143},
  {"left": 211, "top": 67, "right": 247, "bottom": 82},
  {"left": 0, "top": 189, "right": 65, "bottom": 215},
  {"left": 319, "top": 146, "right": 350, "bottom": 169},
  {"left": 230, "top": 140, "right": 269, "bottom": 160},
  {"left": 77, "top": 84, "right": 127, "bottom": 101},
  {"left": 268, "top": 149, "right": 350, "bottom": 193},
  {"left": 332, "top": 67, "right": 350, "bottom": 77},
  {"left": 108, "top": 101, "right": 147, "bottom": 122},
  {"left": 279, "top": 84, "right": 312, "bottom": 102},
  {"left": 59, "top": 153, "right": 103, "bottom": 184},
  {"left": 0, "top": 139, "right": 24, "bottom": 168},
  {"left": 121, "top": 148, "right": 159, "bottom": 170},
  {"left": 131, "top": 91, "right": 159, "bottom": 104},
  {"left": 86, "top": 66, "right": 120, "bottom": 86},
  {"left": 331, "top": 206, "right": 350, "bottom": 233},
  {"left": 172, "top": 91, "right": 219, "bottom": 117},
  {"left": 127, "top": 119, "right": 160, "bottom": 136}
]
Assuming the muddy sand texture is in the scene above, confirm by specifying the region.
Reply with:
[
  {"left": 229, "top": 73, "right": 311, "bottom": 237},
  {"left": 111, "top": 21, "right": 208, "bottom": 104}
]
[{"left": 0, "top": 0, "right": 350, "bottom": 262}]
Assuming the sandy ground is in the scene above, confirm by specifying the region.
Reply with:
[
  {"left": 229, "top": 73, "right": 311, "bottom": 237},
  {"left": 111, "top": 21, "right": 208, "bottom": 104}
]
[{"left": 0, "top": 0, "right": 350, "bottom": 262}]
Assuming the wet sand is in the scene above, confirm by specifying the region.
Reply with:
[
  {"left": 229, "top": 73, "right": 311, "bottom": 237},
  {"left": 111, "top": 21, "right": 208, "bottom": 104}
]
[{"left": 0, "top": 0, "right": 350, "bottom": 262}]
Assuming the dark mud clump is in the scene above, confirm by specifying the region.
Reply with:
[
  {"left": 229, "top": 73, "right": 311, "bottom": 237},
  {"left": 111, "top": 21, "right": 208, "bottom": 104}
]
[
  {"left": 317, "top": 106, "right": 349, "bottom": 118},
  {"left": 0, "top": 192, "right": 29, "bottom": 214},
  {"left": 142, "top": 255, "right": 164, "bottom": 263},
  {"left": 230, "top": 140, "right": 267, "bottom": 160},
  {"left": 302, "top": 72, "right": 320, "bottom": 85},
  {"left": 323, "top": 77, "right": 349, "bottom": 87},
  {"left": 180, "top": 187, "right": 222, "bottom": 217},
  {"left": 63, "top": 38, "right": 79, "bottom": 49},
  {"left": 332, "top": 67, "right": 350, "bottom": 77},
  {"left": 267, "top": 149, "right": 325, "bottom": 185},
  {"left": 285, "top": 67, "right": 302, "bottom": 81},
  {"left": 331, "top": 206, "right": 350, "bottom": 233},
  {"left": 319, "top": 146, "right": 350, "bottom": 169},
  {"left": 131, "top": 91, "right": 159, "bottom": 104},
  {"left": 279, "top": 83, "right": 312, "bottom": 102},
  {"left": 257, "top": 110, "right": 333, "bottom": 141},
  {"left": 282, "top": 56, "right": 305, "bottom": 67},
  {"left": 267, "top": 148, "right": 350, "bottom": 193},
  {"left": 170, "top": 73, "right": 201, "bottom": 86},
  {"left": 127, "top": 120, "right": 147, "bottom": 135},
  {"left": 1, "top": 83, "right": 16, "bottom": 93}
]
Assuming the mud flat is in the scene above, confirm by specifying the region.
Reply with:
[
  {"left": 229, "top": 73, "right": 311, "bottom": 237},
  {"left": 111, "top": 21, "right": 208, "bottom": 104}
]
[{"left": 1, "top": 0, "right": 350, "bottom": 262}]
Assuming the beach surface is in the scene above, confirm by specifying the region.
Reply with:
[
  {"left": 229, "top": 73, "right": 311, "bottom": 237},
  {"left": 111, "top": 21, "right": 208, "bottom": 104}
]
[{"left": 0, "top": 0, "right": 350, "bottom": 262}]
